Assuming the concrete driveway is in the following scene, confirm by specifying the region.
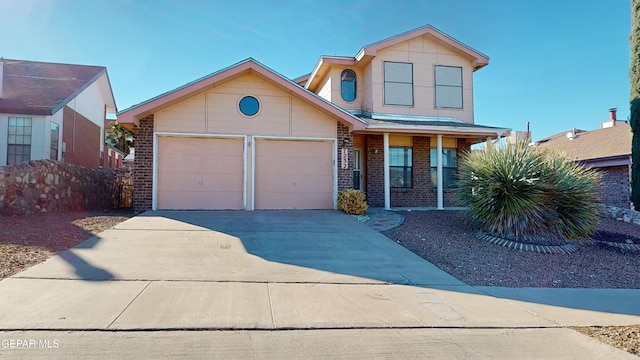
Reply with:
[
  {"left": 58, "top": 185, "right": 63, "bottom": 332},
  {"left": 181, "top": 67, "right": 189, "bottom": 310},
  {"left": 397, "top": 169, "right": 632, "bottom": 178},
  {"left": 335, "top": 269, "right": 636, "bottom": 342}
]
[{"left": 1, "top": 210, "right": 638, "bottom": 359}]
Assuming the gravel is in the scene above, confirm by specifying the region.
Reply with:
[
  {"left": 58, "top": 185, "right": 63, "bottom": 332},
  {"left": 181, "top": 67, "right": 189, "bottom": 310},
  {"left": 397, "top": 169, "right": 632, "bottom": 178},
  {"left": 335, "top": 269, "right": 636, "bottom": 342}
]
[{"left": 383, "top": 210, "right": 640, "bottom": 289}]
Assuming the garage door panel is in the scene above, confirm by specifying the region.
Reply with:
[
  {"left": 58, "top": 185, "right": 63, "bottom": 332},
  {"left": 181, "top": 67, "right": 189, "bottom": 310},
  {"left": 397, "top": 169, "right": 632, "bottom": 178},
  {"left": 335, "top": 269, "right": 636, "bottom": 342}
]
[
  {"left": 157, "top": 137, "right": 244, "bottom": 210},
  {"left": 255, "top": 139, "right": 334, "bottom": 210}
]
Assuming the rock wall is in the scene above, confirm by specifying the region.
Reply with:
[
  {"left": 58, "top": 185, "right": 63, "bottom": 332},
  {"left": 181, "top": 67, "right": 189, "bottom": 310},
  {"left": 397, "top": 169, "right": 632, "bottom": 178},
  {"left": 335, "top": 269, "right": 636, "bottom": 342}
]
[
  {"left": 599, "top": 204, "right": 640, "bottom": 226},
  {"left": 0, "top": 160, "right": 119, "bottom": 216}
]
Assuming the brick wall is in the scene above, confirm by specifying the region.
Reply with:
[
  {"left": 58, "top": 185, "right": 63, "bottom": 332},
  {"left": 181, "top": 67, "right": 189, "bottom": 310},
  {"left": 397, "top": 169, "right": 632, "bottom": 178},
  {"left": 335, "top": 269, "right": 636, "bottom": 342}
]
[
  {"left": 366, "top": 135, "right": 384, "bottom": 207},
  {"left": 337, "top": 122, "right": 353, "bottom": 191},
  {"left": 597, "top": 165, "right": 631, "bottom": 209},
  {"left": 0, "top": 159, "right": 118, "bottom": 216},
  {"left": 133, "top": 115, "right": 154, "bottom": 212},
  {"left": 62, "top": 106, "right": 101, "bottom": 169}
]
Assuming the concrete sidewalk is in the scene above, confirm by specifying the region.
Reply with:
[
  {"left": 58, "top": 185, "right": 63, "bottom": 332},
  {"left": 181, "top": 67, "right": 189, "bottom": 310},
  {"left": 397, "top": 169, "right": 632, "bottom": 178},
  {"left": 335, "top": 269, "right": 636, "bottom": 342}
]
[{"left": 1, "top": 210, "right": 639, "bottom": 358}]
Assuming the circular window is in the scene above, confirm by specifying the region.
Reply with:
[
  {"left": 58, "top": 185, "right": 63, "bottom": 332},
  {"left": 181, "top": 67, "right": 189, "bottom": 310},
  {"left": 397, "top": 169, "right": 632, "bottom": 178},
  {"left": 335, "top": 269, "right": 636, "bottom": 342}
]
[{"left": 239, "top": 96, "right": 260, "bottom": 117}]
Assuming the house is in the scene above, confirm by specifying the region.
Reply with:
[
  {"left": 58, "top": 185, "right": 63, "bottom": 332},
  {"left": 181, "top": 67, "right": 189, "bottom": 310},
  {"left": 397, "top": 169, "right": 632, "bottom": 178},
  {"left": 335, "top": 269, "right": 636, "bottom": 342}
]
[
  {"left": 0, "top": 59, "right": 117, "bottom": 169},
  {"left": 117, "top": 25, "right": 510, "bottom": 212},
  {"left": 105, "top": 144, "right": 126, "bottom": 169},
  {"left": 536, "top": 108, "right": 632, "bottom": 209}
]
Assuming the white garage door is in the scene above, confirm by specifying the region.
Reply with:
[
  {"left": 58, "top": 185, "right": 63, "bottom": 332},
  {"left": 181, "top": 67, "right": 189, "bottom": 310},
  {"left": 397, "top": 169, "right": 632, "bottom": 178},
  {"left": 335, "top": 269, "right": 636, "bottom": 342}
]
[
  {"left": 157, "top": 136, "right": 244, "bottom": 210},
  {"left": 254, "top": 139, "right": 334, "bottom": 210}
]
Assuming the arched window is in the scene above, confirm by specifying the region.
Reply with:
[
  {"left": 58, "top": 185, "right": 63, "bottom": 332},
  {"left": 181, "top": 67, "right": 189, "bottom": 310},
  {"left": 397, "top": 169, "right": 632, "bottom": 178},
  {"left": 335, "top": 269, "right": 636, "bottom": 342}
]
[{"left": 341, "top": 69, "right": 357, "bottom": 102}]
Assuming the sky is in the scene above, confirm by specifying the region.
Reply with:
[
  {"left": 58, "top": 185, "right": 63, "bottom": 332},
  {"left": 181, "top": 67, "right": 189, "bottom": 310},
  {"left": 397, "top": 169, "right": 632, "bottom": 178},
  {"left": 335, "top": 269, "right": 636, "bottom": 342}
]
[{"left": 0, "top": 0, "right": 632, "bottom": 140}]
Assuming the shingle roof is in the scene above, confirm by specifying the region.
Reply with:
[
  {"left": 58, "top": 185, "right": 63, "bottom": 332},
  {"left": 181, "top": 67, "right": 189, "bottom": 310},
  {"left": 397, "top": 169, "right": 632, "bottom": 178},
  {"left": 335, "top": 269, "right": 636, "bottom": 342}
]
[
  {"left": 536, "top": 124, "right": 632, "bottom": 161},
  {"left": 0, "top": 58, "right": 106, "bottom": 115}
]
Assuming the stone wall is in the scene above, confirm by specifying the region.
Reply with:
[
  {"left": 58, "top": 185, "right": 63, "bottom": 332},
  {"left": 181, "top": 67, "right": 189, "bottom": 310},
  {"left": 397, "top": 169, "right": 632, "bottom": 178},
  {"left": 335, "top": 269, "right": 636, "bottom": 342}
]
[
  {"left": 0, "top": 159, "right": 119, "bottom": 216},
  {"left": 599, "top": 204, "right": 640, "bottom": 226}
]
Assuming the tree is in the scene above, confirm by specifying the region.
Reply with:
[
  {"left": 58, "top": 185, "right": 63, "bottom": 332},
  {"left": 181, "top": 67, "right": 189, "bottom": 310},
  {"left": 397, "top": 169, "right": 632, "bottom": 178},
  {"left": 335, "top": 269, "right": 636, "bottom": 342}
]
[
  {"left": 631, "top": 0, "right": 640, "bottom": 209},
  {"left": 106, "top": 122, "right": 134, "bottom": 155}
]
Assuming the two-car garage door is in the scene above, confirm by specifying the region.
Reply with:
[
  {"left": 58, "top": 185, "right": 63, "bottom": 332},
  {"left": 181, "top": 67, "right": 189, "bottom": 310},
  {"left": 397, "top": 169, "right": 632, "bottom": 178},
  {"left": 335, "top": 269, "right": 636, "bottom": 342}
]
[{"left": 156, "top": 136, "right": 334, "bottom": 210}]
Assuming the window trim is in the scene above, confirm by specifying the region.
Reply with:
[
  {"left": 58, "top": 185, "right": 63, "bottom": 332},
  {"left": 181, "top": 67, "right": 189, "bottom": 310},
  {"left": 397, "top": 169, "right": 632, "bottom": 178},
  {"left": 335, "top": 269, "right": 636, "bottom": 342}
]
[
  {"left": 434, "top": 65, "right": 463, "bottom": 109},
  {"left": 430, "top": 147, "right": 458, "bottom": 189},
  {"left": 390, "top": 146, "right": 413, "bottom": 189},
  {"left": 340, "top": 69, "right": 357, "bottom": 102},
  {"left": 7, "top": 116, "right": 32, "bottom": 165},
  {"left": 238, "top": 95, "right": 261, "bottom": 117},
  {"left": 383, "top": 61, "right": 414, "bottom": 106},
  {"left": 50, "top": 122, "right": 60, "bottom": 161}
]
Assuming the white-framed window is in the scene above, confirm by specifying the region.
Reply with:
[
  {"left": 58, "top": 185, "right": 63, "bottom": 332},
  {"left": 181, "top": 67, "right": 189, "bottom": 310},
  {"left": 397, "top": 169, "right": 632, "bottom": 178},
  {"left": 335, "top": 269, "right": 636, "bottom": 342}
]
[
  {"left": 50, "top": 122, "right": 60, "bottom": 160},
  {"left": 390, "top": 147, "right": 413, "bottom": 188},
  {"left": 341, "top": 69, "right": 357, "bottom": 102},
  {"left": 430, "top": 148, "right": 457, "bottom": 189},
  {"left": 353, "top": 148, "right": 362, "bottom": 190},
  {"left": 7, "top": 117, "right": 32, "bottom": 165},
  {"left": 384, "top": 61, "right": 413, "bottom": 106},
  {"left": 435, "top": 65, "right": 463, "bottom": 109}
]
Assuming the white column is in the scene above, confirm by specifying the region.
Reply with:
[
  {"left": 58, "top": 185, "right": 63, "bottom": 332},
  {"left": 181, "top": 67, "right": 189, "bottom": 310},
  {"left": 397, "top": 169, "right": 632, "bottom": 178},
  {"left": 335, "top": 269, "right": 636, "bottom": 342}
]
[
  {"left": 437, "top": 134, "right": 444, "bottom": 210},
  {"left": 383, "top": 132, "right": 390, "bottom": 210}
]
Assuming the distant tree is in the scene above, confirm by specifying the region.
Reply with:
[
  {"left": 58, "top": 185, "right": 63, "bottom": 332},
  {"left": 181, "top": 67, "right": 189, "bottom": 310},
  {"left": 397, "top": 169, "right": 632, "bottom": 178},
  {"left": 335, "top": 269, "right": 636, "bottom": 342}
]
[{"left": 106, "top": 122, "right": 134, "bottom": 155}]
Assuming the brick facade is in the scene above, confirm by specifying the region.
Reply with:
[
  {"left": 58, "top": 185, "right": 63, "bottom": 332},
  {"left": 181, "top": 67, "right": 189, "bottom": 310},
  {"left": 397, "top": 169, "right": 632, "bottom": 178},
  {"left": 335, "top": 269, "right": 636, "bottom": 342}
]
[
  {"left": 133, "top": 115, "right": 154, "bottom": 212},
  {"left": 597, "top": 165, "right": 631, "bottom": 209},
  {"left": 365, "top": 134, "right": 469, "bottom": 208},
  {"left": 62, "top": 106, "right": 101, "bottom": 169},
  {"left": 337, "top": 122, "right": 354, "bottom": 191}
]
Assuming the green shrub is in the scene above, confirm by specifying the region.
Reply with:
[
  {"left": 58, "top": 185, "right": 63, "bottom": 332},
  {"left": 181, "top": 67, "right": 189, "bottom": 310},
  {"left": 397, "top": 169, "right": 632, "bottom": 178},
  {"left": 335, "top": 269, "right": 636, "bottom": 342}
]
[
  {"left": 338, "top": 189, "right": 369, "bottom": 215},
  {"left": 456, "top": 141, "right": 601, "bottom": 242}
]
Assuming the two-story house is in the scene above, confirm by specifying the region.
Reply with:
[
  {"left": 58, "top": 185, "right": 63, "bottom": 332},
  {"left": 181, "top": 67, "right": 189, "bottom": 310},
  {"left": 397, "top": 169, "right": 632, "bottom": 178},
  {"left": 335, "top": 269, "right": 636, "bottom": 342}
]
[
  {"left": 0, "top": 59, "right": 117, "bottom": 169},
  {"left": 117, "top": 25, "right": 510, "bottom": 212}
]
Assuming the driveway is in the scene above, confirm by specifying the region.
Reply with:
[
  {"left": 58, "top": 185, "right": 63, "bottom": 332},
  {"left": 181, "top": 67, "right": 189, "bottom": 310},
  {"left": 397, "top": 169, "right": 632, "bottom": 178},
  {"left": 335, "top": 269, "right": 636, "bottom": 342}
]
[{"left": 0, "top": 210, "right": 638, "bottom": 359}]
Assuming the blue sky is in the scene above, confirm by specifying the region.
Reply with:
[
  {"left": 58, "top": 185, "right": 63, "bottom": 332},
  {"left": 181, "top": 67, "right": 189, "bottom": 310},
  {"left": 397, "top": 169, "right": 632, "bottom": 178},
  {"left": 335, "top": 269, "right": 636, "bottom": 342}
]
[{"left": 0, "top": 0, "right": 631, "bottom": 140}]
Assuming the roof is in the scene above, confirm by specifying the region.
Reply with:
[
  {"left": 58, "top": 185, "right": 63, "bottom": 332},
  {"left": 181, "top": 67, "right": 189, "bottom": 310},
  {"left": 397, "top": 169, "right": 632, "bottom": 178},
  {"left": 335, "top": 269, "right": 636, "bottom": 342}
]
[
  {"left": 363, "top": 117, "right": 510, "bottom": 139},
  {"left": 0, "top": 58, "right": 115, "bottom": 116},
  {"left": 117, "top": 58, "right": 366, "bottom": 131},
  {"left": 536, "top": 123, "right": 632, "bottom": 164},
  {"left": 305, "top": 25, "right": 489, "bottom": 91}
]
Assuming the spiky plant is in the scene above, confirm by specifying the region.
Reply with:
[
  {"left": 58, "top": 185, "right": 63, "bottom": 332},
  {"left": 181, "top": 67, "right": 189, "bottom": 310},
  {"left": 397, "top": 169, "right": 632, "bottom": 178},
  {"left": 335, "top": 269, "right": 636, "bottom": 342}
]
[{"left": 456, "top": 141, "right": 601, "bottom": 243}]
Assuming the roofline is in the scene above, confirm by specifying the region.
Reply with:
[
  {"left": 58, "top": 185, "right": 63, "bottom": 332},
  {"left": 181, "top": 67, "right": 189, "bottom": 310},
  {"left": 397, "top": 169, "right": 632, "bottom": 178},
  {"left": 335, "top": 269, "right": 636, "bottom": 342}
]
[
  {"left": 51, "top": 67, "right": 116, "bottom": 115},
  {"left": 306, "top": 24, "right": 489, "bottom": 91},
  {"left": 364, "top": 123, "right": 511, "bottom": 137},
  {"left": 117, "top": 58, "right": 366, "bottom": 130}
]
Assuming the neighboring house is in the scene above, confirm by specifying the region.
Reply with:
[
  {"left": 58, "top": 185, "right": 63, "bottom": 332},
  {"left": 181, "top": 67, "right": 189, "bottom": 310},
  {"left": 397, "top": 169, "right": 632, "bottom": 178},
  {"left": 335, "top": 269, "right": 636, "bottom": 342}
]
[
  {"left": 536, "top": 108, "right": 632, "bottom": 209},
  {"left": 0, "top": 58, "right": 117, "bottom": 169},
  {"left": 105, "top": 144, "right": 126, "bottom": 169},
  {"left": 117, "top": 25, "right": 510, "bottom": 212}
]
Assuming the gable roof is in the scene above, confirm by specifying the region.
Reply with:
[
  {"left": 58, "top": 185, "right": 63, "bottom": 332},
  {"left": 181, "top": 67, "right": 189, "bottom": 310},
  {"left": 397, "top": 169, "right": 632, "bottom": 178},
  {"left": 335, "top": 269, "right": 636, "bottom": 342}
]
[
  {"left": 536, "top": 123, "right": 632, "bottom": 164},
  {"left": 0, "top": 58, "right": 115, "bottom": 116},
  {"left": 305, "top": 25, "right": 489, "bottom": 90},
  {"left": 116, "top": 58, "right": 366, "bottom": 131}
]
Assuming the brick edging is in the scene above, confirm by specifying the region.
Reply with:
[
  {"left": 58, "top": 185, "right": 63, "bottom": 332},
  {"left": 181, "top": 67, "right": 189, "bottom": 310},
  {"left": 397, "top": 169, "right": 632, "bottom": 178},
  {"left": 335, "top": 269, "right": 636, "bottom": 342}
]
[{"left": 474, "top": 232, "right": 580, "bottom": 254}]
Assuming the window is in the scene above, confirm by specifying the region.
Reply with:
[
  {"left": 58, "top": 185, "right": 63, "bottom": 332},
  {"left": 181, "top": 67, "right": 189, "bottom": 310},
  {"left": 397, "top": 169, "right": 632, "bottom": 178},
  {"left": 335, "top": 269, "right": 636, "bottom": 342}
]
[
  {"left": 435, "top": 65, "right": 463, "bottom": 108},
  {"left": 7, "top": 117, "right": 32, "bottom": 165},
  {"left": 384, "top": 62, "right": 413, "bottom": 106},
  {"left": 390, "top": 147, "right": 412, "bottom": 188},
  {"left": 341, "top": 69, "right": 357, "bottom": 102},
  {"left": 239, "top": 96, "right": 260, "bottom": 117},
  {"left": 431, "top": 148, "right": 457, "bottom": 189},
  {"left": 353, "top": 148, "right": 362, "bottom": 190},
  {"left": 50, "top": 122, "right": 59, "bottom": 160}
]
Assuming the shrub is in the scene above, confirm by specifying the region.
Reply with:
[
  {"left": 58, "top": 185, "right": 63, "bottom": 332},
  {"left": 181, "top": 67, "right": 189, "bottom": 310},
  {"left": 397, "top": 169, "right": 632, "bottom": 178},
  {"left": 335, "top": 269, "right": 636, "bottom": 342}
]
[
  {"left": 338, "top": 189, "right": 368, "bottom": 215},
  {"left": 456, "top": 141, "right": 601, "bottom": 242}
]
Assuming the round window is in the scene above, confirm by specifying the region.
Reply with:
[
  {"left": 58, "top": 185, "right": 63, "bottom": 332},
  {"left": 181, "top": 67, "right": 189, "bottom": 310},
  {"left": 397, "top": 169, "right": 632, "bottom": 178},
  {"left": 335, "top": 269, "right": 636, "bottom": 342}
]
[{"left": 239, "top": 96, "right": 260, "bottom": 117}]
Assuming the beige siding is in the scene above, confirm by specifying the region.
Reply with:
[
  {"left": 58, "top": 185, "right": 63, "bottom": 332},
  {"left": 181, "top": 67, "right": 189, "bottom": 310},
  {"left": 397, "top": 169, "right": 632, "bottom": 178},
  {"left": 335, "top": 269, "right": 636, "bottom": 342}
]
[
  {"left": 155, "top": 73, "right": 337, "bottom": 138},
  {"left": 369, "top": 36, "right": 475, "bottom": 123},
  {"left": 318, "top": 75, "right": 332, "bottom": 102}
]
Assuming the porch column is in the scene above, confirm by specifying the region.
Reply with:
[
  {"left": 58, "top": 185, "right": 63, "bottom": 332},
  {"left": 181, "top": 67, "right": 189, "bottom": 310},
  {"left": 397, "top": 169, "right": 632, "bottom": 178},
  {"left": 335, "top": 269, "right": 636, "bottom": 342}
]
[
  {"left": 383, "top": 132, "right": 391, "bottom": 210},
  {"left": 437, "top": 134, "right": 444, "bottom": 210}
]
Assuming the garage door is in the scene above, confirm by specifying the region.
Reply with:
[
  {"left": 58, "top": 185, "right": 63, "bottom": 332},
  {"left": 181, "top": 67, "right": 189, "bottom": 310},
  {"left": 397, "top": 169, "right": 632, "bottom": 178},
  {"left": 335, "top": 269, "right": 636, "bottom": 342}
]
[
  {"left": 157, "top": 136, "right": 244, "bottom": 210},
  {"left": 255, "top": 139, "right": 333, "bottom": 210}
]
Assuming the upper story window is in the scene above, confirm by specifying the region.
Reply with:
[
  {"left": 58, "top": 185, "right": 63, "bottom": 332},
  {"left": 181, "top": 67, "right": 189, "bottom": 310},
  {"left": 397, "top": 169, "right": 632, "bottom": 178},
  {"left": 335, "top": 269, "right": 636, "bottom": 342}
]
[
  {"left": 384, "top": 61, "right": 413, "bottom": 106},
  {"left": 7, "top": 117, "right": 32, "bottom": 165},
  {"left": 435, "top": 65, "right": 463, "bottom": 109},
  {"left": 239, "top": 95, "right": 260, "bottom": 117},
  {"left": 341, "top": 69, "right": 357, "bottom": 102}
]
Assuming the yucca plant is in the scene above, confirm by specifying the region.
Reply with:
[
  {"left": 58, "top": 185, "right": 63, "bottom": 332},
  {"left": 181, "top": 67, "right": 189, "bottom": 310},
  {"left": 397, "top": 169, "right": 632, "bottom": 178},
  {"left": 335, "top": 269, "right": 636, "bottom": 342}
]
[{"left": 456, "top": 140, "right": 601, "bottom": 243}]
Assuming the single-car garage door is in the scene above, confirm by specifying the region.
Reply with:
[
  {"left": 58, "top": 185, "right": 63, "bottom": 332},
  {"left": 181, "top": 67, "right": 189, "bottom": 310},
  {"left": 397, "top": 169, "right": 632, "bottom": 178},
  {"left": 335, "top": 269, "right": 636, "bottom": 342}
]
[
  {"left": 254, "top": 139, "right": 333, "bottom": 210},
  {"left": 157, "top": 136, "right": 244, "bottom": 210}
]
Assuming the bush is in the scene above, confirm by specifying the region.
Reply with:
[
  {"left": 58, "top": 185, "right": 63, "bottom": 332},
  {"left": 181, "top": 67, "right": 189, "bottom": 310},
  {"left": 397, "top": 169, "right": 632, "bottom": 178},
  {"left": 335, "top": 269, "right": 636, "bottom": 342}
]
[
  {"left": 456, "top": 141, "right": 601, "bottom": 242},
  {"left": 338, "top": 189, "right": 369, "bottom": 215}
]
